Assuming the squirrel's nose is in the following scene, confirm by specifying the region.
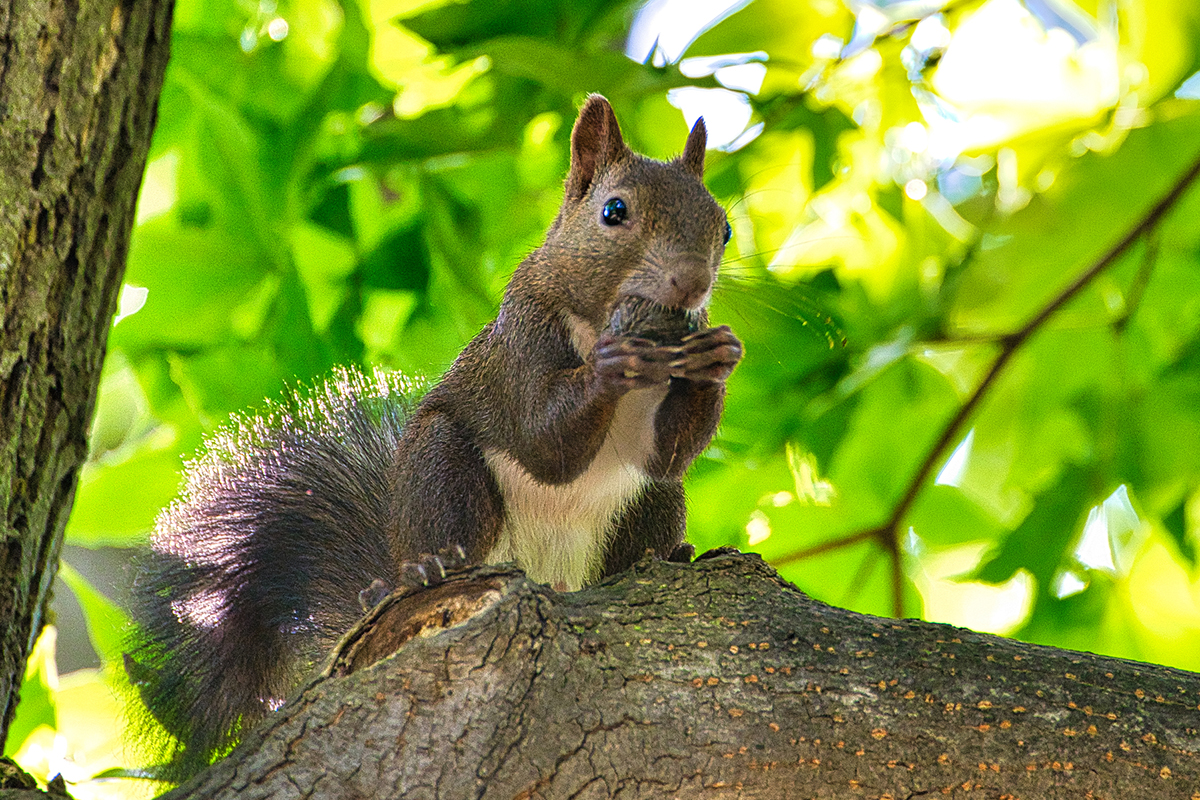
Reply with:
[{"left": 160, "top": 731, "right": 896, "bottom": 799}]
[{"left": 666, "top": 258, "right": 713, "bottom": 310}]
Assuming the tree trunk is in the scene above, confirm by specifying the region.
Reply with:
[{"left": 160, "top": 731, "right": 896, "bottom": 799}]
[
  {"left": 0, "top": 0, "right": 172, "bottom": 744},
  {"left": 165, "top": 553, "right": 1200, "bottom": 799}
]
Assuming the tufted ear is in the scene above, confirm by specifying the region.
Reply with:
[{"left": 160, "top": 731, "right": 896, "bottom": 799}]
[
  {"left": 679, "top": 116, "right": 707, "bottom": 179},
  {"left": 564, "top": 95, "right": 630, "bottom": 204}
]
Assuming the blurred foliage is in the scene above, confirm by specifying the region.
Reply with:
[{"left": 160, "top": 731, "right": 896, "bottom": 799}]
[{"left": 12, "top": 0, "right": 1200, "bottom": 791}]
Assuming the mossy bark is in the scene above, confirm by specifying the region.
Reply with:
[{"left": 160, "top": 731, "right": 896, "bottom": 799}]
[{"left": 0, "top": 0, "right": 172, "bottom": 743}]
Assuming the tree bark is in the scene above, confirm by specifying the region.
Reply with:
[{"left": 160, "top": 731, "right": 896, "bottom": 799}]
[
  {"left": 0, "top": 0, "right": 172, "bottom": 744},
  {"left": 166, "top": 553, "right": 1200, "bottom": 799}
]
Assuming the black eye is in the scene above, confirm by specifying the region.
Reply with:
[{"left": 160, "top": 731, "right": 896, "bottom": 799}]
[
  {"left": 601, "top": 197, "right": 627, "bottom": 226},
  {"left": 723, "top": 219, "right": 732, "bottom": 244}
]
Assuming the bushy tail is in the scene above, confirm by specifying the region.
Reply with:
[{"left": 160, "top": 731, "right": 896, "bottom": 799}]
[{"left": 127, "top": 366, "right": 416, "bottom": 780}]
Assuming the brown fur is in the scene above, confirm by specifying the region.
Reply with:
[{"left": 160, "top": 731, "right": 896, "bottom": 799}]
[{"left": 391, "top": 95, "right": 741, "bottom": 581}]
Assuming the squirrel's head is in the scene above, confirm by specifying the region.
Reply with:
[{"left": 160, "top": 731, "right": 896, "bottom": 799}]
[{"left": 539, "top": 95, "right": 730, "bottom": 325}]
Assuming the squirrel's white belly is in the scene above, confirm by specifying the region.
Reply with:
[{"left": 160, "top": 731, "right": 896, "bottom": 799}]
[{"left": 483, "top": 385, "right": 668, "bottom": 591}]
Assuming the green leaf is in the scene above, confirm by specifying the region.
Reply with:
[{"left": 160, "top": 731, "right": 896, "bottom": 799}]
[
  {"left": 778, "top": 537, "right": 901, "bottom": 619},
  {"left": 360, "top": 223, "right": 432, "bottom": 291},
  {"left": 400, "top": 0, "right": 639, "bottom": 51},
  {"left": 686, "top": 450, "right": 796, "bottom": 554},
  {"left": 756, "top": 95, "right": 856, "bottom": 192},
  {"left": 57, "top": 563, "right": 131, "bottom": 671},
  {"left": 173, "top": 66, "right": 282, "bottom": 255},
  {"left": 951, "top": 107, "right": 1200, "bottom": 334},
  {"left": 974, "top": 464, "right": 1094, "bottom": 590},
  {"left": 908, "top": 484, "right": 1005, "bottom": 548},
  {"left": 170, "top": 345, "right": 300, "bottom": 417},
  {"left": 292, "top": 221, "right": 358, "bottom": 332},
  {"left": 66, "top": 447, "right": 181, "bottom": 547},
  {"left": 829, "top": 356, "right": 960, "bottom": 509},
  {"left": 469, "top": 36, "right": 714, "bottom": 100},
  {"left": 687, "top": 0, "right": 852, "bottom": 65},
  {"left": 1012, "top": 573, "right": 1115, "bottom": 652},
  {"left": 1160, "top": 498, "right": 1194, "bottom": 568},
  {"left": 359, "top": 88, "right": 535, "bottom": 162},
  {"left": 309, "top": 182, "right": 355, "bottom": 238},
  {"left": 3, "top": 629, "right": 57, "bottom": 757},
  {"left": 118, "top": 217, "right": 271, "bottom": 352},
  {"left": 1134, "top": 358, "right": 1200, "bottom": 490}
]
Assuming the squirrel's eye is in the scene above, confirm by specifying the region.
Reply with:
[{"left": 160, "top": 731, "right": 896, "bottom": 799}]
[
  {"left": 601, "top": 197, "right": 628, "bottom": 226},
  {"left": 723, "top": 219, "right": 732, "bottom": 244}
]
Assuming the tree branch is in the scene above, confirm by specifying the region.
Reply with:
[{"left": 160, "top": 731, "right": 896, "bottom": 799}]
[{"left": 159, "top": 555, "right": 1200, "bottom": 799}]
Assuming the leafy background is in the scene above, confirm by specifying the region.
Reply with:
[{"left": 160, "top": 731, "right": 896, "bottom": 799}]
[{"left": 8, "top": 0, "right": 1200, "bottom": 794}]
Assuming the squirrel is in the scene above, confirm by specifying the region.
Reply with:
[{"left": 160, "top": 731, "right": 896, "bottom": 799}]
[{"left": 127, "top": 95, "right": 742, "bottom": 779}]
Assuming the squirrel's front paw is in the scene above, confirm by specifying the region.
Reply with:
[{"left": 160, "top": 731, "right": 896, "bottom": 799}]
[
  {"left": 594, "top": 333, "right": 679, "bottom": 390},
  {"left": 667, "top": 542, "right": 697, "bottom": 563},
  {"left": 358, "top": 579, "right": 393, "bottom": 612},
  {"left": 357, "top": 547, "right": 470, "bottom": 612},
  {"left": 671, "top": 326, "right": 742, "bottom": 383},
  {"left": 393, "top": 545, "right": 469, "bottom": 595}
]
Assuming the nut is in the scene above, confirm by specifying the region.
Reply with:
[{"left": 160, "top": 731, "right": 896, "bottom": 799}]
[{"left": 606, "top": 296, "right": 701, "bottom": 343}]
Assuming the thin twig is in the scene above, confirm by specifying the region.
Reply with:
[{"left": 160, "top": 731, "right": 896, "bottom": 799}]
[
  {"left": 891, "top": 150, "right": 1200, "bottom": 531},
  {"left": 772, "top": 149, "right": 1200, "bottom": 618},
  {"left": 773, "top": 527, "right": 881, "bottom": 567},
  {"left": 888, "top": 529, "right": 904, "bottom": 621},
  {"left": 840, "top": 544, "right": 882, "bottom": 608},
  {"left": 1112, "top": 232, "right": 1159, "bottom": 335}
]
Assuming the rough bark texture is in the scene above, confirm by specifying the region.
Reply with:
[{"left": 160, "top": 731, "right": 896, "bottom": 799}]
[
  {"left": 0, "top": 0, "right": 172, "bottom": 744},
  {"left": 166, "top": 553, "right": 1200, "bottom": 799}
]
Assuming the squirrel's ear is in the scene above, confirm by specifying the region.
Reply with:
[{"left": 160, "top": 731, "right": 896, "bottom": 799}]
[
  {"left": 565, "top": 95, "right": 629, "bottom": 203},
  {"left": 680, "top": 117, "right": 707, "bottom": 179}
]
